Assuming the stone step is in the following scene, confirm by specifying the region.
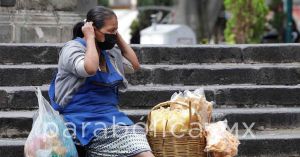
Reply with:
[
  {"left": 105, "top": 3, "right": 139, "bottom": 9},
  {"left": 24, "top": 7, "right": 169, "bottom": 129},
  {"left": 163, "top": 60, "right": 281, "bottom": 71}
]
[
  {"left": 239, "top": 129, "right": 300, "bottom": 157},
  {"left": 1, "top": 44, "right": 300, "bottom": 65},
  {"left": 1, "top": 85, "right": 300, "bottom": 110},
  {"left": 0, "top": 138, "right": 24, "bottom": 157},
  {"left": 128, "top": 63, "right": 300, "bottom": 85},
  {"left": 0, "top": 107, "right": 299, "bottom": 138},
  {"left": 124, "top": 107, "right": 300, "bottom": 130},
  {"left": 0, "top": 64, "right": 56, "bottom": 86},
  {"left": 0, "top": 43, "right": 62, "bottom": 64},
  {"left": 0, "top": 128, "right": 300, "bottom": 157},
  {"left": 1, "top": 63, "right": 300, "bottom": 86}
]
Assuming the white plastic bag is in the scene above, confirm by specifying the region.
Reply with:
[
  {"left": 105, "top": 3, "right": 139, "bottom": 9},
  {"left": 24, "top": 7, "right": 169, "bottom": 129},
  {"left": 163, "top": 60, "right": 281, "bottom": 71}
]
[
  {"left": 204, "top": 120, "right": 240, "bottom": 157},
  {"left": 170, "top": 88, "right": 213, "bottom": 126},
  {"left": 24, "top": 88, "right": 78, "bottom": 157}
]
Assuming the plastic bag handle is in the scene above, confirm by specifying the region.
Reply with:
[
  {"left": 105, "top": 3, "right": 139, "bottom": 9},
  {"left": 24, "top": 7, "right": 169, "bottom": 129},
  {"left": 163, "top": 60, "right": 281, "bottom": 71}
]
[
  {"left": 35, "top": 87, "right": 57, "bottom": 116},
  {"left": 35, "top": 87, "right": 47, "bottom": 115}
]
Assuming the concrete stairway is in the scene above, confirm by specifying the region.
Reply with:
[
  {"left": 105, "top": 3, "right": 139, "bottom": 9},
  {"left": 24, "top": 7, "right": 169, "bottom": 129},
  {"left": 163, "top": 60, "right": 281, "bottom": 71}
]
[{"left": 0, "top": 43, "right": 300, "bottom": 157}]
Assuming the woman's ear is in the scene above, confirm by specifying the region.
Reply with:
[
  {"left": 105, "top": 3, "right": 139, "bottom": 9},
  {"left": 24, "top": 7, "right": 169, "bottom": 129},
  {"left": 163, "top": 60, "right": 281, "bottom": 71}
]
[{"left": 93, "top": 27, "right": 97, "bottom": 34}]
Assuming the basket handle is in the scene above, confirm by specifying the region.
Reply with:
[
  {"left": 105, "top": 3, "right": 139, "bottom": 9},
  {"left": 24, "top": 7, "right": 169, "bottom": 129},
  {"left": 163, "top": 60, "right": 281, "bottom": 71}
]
[
  {"left": 188, "top": 100, "right": 192, "bottom": 129},
  {"left": 151, "top": 101, "right": 189, "bottom": 111}
]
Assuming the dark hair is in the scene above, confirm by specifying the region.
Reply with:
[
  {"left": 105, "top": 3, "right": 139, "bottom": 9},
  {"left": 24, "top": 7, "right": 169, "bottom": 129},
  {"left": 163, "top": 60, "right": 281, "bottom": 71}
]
[{"left": 72, "top": 6, "right": 116, "bottom": 39}]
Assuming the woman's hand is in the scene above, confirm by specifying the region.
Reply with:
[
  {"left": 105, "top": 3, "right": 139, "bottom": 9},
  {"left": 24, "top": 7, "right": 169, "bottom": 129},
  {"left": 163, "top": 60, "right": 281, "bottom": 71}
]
[
  {"left": 82, "top": 22, "right": 95, "bottom": 40},
  {"left": 82, "top": 22, "right": 99, "bottom": 75},
  {"left": 116, "top": 32, "right": 140, "bottom": 71}
]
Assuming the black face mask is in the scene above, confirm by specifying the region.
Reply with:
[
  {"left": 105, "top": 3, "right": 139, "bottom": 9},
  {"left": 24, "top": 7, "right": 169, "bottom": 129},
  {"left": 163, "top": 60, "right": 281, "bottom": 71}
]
[{"left": 96, "top": 33, "right": 117, "bottom": 50}]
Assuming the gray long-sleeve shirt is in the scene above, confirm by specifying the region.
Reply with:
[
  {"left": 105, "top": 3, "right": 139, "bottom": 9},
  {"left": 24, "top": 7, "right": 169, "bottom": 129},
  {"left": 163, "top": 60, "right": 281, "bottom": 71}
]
[{"left": 55, "top": 40, "right": 134, "bottom": 107}]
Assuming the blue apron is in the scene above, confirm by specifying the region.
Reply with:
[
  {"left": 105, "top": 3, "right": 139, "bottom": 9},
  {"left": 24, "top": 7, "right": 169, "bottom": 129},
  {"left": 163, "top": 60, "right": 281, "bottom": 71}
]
[{"left": 48, "top": 38, "right": 134, "bottom": 146}]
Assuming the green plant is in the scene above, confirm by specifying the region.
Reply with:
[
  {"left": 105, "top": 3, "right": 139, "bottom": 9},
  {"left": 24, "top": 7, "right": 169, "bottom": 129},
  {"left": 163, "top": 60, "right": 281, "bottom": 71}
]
[
  {"left": 98, "top": 0, "right": 109, "bottom": 7},
  {"left": 224, "top": 0, "right": 269, "bottom": 44},
  {"left": 137, "top": 0, "right": 173, "bottom": 6},
  {"left": 129, "top": 19, "right": 141, "bottom": 43},
  {"left": 270, "top": 0, "right": 285, "bottom": 42}
]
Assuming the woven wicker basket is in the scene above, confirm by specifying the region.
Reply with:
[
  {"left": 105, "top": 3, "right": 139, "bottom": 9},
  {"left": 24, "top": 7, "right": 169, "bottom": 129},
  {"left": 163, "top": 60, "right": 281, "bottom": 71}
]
[{"left": 146, "top": 101, "right": 208, "bottom": 157}]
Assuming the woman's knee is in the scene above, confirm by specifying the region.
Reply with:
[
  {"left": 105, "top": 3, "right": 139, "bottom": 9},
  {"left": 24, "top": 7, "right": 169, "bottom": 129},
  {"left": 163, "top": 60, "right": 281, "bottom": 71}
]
[{"left": 133, "top": 151, "right": 155, "bottom": 157}]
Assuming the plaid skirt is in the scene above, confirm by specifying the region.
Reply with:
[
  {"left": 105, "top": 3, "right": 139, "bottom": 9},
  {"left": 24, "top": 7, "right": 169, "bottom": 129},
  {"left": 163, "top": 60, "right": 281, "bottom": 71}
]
[{"left": 84, "top": 125, "right": 151, "bottom": 157}]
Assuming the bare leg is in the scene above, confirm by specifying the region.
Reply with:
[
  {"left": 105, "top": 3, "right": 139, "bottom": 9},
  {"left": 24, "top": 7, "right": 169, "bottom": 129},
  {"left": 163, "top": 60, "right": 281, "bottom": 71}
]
[{"left": 133, "top": 151, "right": 155, "bottom": 157}]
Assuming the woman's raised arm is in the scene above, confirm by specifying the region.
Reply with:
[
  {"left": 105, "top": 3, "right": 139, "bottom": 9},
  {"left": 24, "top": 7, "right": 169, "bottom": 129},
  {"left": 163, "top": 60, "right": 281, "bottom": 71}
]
[{"left": 116, "top": 32, "right": 140, "bottom": 71}]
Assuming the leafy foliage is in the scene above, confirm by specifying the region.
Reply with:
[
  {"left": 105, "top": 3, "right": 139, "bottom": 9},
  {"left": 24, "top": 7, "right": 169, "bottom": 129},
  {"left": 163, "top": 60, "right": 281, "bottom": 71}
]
[{"left": 224, "top": 0, "right": 269, "bottom": 44}]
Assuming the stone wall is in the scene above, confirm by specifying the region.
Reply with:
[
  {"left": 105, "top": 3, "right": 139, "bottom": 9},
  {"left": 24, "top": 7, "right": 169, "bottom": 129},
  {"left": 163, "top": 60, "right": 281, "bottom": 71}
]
[{"left": 0, "top": 0, "right": 97, "bottom": 43}]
